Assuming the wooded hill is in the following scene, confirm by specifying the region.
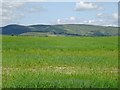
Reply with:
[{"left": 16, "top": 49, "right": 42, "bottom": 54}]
[{"left": 1, "top": 24, "right": 118, "bottom": 36}]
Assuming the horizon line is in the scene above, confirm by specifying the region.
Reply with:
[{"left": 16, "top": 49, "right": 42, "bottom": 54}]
[{"left": 1, "top": 23, "right": 118, "bottom": 27}]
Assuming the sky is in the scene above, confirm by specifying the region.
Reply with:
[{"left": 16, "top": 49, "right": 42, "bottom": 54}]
[{"left": 1, "top": 0, "right": 119, "bottom": 27}]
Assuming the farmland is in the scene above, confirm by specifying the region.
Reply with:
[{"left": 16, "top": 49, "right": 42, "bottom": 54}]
[{"left": 2, "top": 36, "right": 118, "bottom": 88}]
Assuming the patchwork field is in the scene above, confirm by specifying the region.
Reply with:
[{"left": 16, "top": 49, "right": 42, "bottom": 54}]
[{"left": 2, "top": 36, "right": 118, "bottom": 88}]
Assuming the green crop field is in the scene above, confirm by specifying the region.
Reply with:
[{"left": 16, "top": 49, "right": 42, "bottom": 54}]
[{"left": 2, "top": 36, "right": 118, "bottom": 88}]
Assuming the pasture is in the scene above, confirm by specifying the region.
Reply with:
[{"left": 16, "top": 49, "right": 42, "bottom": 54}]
[{"left": 2, "top": 36, "right": 118, "bottom": 88}]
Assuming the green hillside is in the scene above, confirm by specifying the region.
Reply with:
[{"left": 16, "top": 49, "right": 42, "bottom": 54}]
[{"left": 2, "top": 24, "right": 118, "bottom": 36}]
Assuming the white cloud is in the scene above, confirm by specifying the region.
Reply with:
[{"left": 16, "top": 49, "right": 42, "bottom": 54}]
[
  {"left": 1, "top": 1, "right": 46, "bottom": 26},
  {"left": 27, "top": 6, "right": 47, "bottom": 13},
  {"left": 52, "top": 16, "right": 95, "bottom": 25},
  {"left": 83, "top": 19, "right": 118, "bottom": 26},
  {"left": 75, "top": 1, "right": 103, "bottom": 11},
  {"left": 57, "top": 19, "right": 61, "bottom": 24},
  {"left": 54, "top": 16, "right": 79, "bottom": 24},
  {"left": 96, "top": 12, "right": 118, "bottom": 26},
  {"left": 97, "top": 12, "right": 118, "bottom": 19},
  {"left": 1, "top": 1, "right": 26, "bottom": 26},
  {"left": 3, "top": 0, "right": 47, "bottom": 2},
  {"left": 2, "top": 0, "right": 119, "bottom": 2},
  {"left": 97, "top": 13, "right": 104, "bottom": 17},
  {"left": 88, "top": 20, "right": 94, "bottom": 24},
  {"left": 52, "top": 15, "right": 118, "bottom": 27},
  {"left": 112, "top": 13, "right": 118, "bottom": 19},
  {"left": 70, "top": 17, "right": 76, "bottom": 20}
]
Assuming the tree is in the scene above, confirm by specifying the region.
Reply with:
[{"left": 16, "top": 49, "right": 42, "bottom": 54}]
[{"left": 11, "top": 33, "right": 14, "bottom": 36}]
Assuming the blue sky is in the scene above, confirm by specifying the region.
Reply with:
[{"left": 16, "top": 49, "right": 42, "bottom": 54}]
[{"left": 2, "top": 1, "right": 118, "bottom": 26}]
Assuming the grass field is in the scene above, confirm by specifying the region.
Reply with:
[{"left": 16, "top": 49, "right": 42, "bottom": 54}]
[{"left": 2, "top": 36, "right": 118, "bottom": 88}]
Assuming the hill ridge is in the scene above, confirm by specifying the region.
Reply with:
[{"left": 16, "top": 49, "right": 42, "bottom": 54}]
[{"left": 1, "top": 24, "right": 118, "bottom": 36}]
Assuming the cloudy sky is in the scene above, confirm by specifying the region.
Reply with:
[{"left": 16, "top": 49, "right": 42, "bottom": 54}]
[{"left": 1, "top": 1, "right": 118, "bottom": 27}]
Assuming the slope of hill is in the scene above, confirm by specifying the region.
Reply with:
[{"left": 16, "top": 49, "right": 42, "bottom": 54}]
[
  {"left": 1, "top": 24, "right": 118, "bottom": 36},
  {"left": 2, "top": 25, "right": 30, "bottom": 35}
]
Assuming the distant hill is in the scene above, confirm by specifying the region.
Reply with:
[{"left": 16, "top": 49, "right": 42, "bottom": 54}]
[{"left": 1, "top": 24, "right": 118, "bottom": 36}]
